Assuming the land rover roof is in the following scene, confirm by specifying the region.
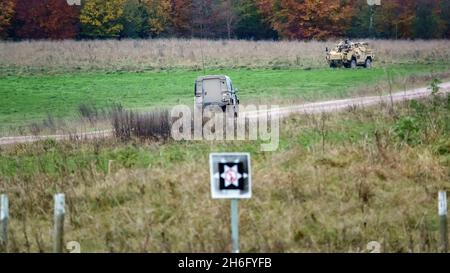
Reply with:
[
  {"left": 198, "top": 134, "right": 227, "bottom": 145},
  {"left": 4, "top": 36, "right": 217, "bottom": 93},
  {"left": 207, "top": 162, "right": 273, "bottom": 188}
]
[{"left": 196, "top": 75, "right": 231, "bottom": 82}]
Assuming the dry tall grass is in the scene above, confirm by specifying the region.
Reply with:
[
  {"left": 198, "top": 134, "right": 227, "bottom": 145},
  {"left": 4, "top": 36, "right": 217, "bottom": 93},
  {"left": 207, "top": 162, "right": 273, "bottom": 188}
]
[
  {"left": 111, "top": 106, "right": 171, "bottom": 141},
  {"left": 1, "top": 39, "right": 449, "bottom": 72}
]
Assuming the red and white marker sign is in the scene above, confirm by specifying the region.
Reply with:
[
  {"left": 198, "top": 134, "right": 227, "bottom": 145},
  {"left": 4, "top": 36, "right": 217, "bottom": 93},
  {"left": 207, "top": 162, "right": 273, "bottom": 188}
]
[{"left": 210, "top": 153, "right": 251, "bottom": 199}]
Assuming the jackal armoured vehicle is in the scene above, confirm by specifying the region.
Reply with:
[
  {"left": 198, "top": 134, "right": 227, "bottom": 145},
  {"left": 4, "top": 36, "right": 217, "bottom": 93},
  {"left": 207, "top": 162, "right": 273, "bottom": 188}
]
[
  {"left": 326, "top": 40, "right": 374, "bottom": 69},
  {"left": 195, "top": 75, "right": 239, "bottom": 116}
]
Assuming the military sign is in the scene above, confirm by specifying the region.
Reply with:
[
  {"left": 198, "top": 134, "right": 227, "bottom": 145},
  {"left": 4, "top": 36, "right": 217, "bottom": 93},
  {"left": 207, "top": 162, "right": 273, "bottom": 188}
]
[{"left": 210, "top": 153, "right": 251, "bottom": 199}]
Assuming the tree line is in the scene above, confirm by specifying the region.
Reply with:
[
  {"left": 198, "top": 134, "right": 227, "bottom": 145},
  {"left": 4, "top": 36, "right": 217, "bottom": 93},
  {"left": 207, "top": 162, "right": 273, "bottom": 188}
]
[{"left": 0, "top": 0, "right": 449, "bottom": 40}]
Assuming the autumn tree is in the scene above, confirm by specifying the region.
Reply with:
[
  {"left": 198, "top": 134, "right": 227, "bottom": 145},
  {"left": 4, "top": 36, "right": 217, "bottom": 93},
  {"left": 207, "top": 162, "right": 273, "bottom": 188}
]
[
  {"left": 257, "top": 0, "right": 355, "bottom": 40},
  {"left": 171, "top": 0, "right": 240, "bottom": 38},
  {"left": 121, "top": 0, "right": 149, "bottom": 38},
  {"left": 170, "top": 0, "right": 194, "bottom": 37},
  {"left": 170, "top": 0, "right": 270, "bottom": 39},
  {"left": 12, "top": 0, "right": 79, "bottom": 39},
  {"left": 5, "top": 0, "right": 450, "bottom": 40},
  {"left": 143, "top": 0, "right": 171, "bottom": 37},
  {"left": 372, "top": 0, "right": 415, "bottom": 39},
  {"left": 0, "top": 0, "right": 15, "bottom": 39},
  {"left": 80, "top": 0, "right": 125, "bottom": 38}
]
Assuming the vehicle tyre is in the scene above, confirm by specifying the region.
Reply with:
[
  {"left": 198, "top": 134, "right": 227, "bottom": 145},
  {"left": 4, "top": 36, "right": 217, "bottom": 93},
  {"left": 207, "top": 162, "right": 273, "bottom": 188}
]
[
  {"left": 350, "top": 59, "right": 357, "bottom": 69},
  {"left": 365, "top": 58, "right": 372, "bottom": 69}
]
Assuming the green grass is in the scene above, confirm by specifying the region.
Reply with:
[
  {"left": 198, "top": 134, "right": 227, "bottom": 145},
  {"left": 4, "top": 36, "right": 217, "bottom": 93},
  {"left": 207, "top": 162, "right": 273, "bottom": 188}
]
[{"left": 1, "top": 64, "right": 449, "bottom": 131}]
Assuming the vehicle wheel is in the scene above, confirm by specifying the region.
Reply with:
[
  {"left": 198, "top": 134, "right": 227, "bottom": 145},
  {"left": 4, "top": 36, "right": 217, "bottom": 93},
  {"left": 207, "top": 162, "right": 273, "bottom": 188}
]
[
  {"left": 329, "top": 62, "right": 336, "bottom": 68},
  {"left": 350, "top": 59, "right": 357, "bottom": 69},
  {"left": 365, "top": 58, "right": 372, "bottom": 69}
]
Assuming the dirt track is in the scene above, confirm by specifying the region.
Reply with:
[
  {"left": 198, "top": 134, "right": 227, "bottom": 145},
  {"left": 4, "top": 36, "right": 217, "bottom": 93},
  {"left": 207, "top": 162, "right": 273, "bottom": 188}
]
[
  {"left": 1, "top": 82, "right": 449, "bottom": 146},
  {"left": 245, "top": 81, "right": 450, "bottom": 118}
]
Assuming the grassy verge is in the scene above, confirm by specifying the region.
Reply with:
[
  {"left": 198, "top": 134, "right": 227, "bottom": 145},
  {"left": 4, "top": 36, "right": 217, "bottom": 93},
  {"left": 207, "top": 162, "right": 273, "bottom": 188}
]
[
  {"left": 1, "top": 92, "right": 449, "bottom": 252},
  {"left": 1, "top": 64, "right": 449, "bottom": 133}
]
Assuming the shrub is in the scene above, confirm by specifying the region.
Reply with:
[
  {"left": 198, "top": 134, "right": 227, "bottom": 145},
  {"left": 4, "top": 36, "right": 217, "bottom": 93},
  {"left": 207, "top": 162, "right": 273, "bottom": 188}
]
[
  {"left": 392, "top": 116, "right": 421, "bottom": 145},
  {"left": 111, "top": 106, "right": 171, "bottom": 141}
]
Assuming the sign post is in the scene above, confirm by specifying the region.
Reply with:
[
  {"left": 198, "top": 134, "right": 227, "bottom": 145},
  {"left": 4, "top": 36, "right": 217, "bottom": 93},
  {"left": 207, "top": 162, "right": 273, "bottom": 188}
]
[
  {"left": 231, "top": 199, "right": 239, "bottom": 253},
  {"left": 210, "top": 153, "right": 251, "bottom": 253}
]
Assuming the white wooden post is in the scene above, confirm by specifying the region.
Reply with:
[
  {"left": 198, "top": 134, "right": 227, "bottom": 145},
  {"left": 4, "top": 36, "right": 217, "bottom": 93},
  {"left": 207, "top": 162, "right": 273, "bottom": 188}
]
[
  {"left": 53, "top": 193, "right": 65, "bottom": 253},
  {"left": 108, "top": 160, "right": 114, "bottom": 175},
  {"left": 439, "top": 191, "right": 448, "bottom": 253},
  {"left": 0, "top": 194, "right": 8, "bottom": 252}
]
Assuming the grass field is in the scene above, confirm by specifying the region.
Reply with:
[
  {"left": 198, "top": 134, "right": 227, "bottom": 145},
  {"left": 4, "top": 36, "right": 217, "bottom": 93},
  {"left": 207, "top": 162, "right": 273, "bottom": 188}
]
[
  {"left": 0, "top": 93, "right": 449, "bottom": 252},
  {"left": 1, "top": 39, "right": 450, "bottom": 134},
  {"left": 1, "top": 39, "right": 450, "bottom": 72},
  {"left": 1, "top": 63, "right": 450, "bottom": 133},
  {"left": 1, "top": 39, "right": 450, "bottom": 253}
]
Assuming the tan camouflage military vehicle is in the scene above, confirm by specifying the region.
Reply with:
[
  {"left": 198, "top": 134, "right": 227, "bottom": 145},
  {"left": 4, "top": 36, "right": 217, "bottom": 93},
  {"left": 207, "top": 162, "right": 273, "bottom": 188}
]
[
  {"left": 326, "top": 40, "right": 374, "bottom": 69},
  {"left": 195, "top": 75, "right": 240, "bottom": 116}
]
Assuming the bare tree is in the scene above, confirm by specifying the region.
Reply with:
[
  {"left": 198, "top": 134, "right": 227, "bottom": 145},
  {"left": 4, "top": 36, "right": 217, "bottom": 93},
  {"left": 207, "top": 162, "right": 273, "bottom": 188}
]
[
  {"left": 219, "top": 0, "right": 239, "bottom": 39},
  {"left": 192, "top": 0, "right": 214, "bottom": 38},
  {"left": 191, "top": 0, "right": 239, "bottom": 39}
]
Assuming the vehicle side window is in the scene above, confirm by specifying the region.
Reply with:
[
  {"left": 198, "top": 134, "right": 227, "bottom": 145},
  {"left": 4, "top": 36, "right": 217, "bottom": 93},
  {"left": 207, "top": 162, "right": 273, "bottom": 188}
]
[{"left": 195, "top": 81, "right": 202, "bottom": 96}]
